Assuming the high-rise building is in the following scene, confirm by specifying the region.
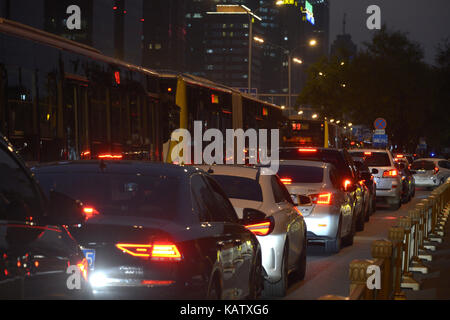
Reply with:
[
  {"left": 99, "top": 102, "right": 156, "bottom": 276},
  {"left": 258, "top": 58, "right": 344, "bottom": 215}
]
[
  {"left": 330, "top": 13, "right": 357, "bottom": 60},
  {"left": 204, "top": 5, "right": 263, "bottom": 90},
  {"left": 142, "top": 0, "right": 187, "bottom": 71}
]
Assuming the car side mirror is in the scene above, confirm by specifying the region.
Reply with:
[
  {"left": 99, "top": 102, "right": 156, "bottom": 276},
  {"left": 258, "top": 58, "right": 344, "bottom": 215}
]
[
  {"left": 371, "top": 168, "right": 379, "bottom": 174},
  {"left": 47, "top": 190, "right": 86, "bottom": 225}
]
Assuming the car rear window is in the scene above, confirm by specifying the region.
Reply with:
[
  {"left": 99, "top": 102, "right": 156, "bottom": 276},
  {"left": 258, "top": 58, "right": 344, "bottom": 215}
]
[
  {"left": 279, "top": 149, "right": 352, "bottom": 179},
  {"left": 350, "top": 152, "right": 391, "bottom": 167},
  {"left": 210, "top": 175, "right": 263, "bottom": 202},
  {"left": 277, "top": 165, "right": 324, "bottom": 183},
  {"left": 36, "top": 172, "right": 181, "bottom": 220},
  {"left": 411, "top": 160, "right": 435, "bottom": 170}
]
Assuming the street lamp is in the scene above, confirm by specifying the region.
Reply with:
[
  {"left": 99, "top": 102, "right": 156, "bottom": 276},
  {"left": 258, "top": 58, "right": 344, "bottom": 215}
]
[
  {"left": 292, "top": 57, "right": 303, "bottom": 64},
  {"left": 312, "top": 113, "right": 318, "bottom": 119},
  {"left": 253, "top": 36, "right": 264, "bottom": 44},
  {"left": 298, "top": 110, "right": 303, "bottom": 115}
]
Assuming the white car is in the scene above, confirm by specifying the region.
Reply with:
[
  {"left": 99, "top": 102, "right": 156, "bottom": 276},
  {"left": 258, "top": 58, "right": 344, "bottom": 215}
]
[
  {"left": 411, "top": 158, "right": 450, "bottom": 189},
  {"left": 198, "top": 164, "right": 307, "bottom": 297},
  {"left": 349, "top": 149, "right": 403, "bottom": 210},
  {"left": 277, "top": 160, "right": 356, "bottom": 253}
]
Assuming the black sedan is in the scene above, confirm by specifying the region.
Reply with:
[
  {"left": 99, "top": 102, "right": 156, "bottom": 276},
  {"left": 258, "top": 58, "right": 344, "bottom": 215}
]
[{"left": 32, "top": 161, "right": 267, "bottom": 300}]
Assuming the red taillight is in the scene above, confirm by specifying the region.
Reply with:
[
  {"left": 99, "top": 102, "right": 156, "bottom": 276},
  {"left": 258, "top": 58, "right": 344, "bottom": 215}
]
[
  {"left": 98, "top": 154, "right": 123, "bottom": 159},
  {"left": 434, "top": 167, "right": 439, "bottom": 174},
  {"left": 364, "top": 152, "right": 372, "bottom": 156},
  {"left": 396, "top": 154, "right": 404, "bottom": 158},
  {"left": 116, "top": 242, "right": 182, "bottom": 261},
  {"left": 343, "top": 179, "right": 352, "bottom": 190},
  {"left": 245, "top": 221, "right": 272, "bottom": 236},
  {"left": 383, "top": 169, "right": 398, "bottom": 177},
  {"left": 76, "top": 258, "right": 88, "bottom": 281},
  {"left": 280, "top": 177, "right": 292, "bottom": 185},
  {"left": 83, "top": 206, "right": 100, "bottom": 220},
  {"left": 151, "top": 243, "right": 182, "bottom": 261},
  {"left": 298, "top": 148, "right": 317, "bottom": 152},
  {"left": 116, "top": 244, "right": 152, "bottom": 257},
  {"left": 310, "top": 193, "right": 332, "bottom": 205}
]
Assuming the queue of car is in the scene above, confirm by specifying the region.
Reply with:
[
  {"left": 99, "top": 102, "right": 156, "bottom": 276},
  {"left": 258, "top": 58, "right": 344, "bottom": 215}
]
[{"left": 3, "top": 130, "right": 448, "bottom": 300}]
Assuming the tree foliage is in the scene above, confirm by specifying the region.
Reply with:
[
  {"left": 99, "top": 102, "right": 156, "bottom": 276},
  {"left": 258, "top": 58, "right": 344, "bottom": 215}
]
[{"left": 297, "top": 27, "right": 449, "bottom": 153}]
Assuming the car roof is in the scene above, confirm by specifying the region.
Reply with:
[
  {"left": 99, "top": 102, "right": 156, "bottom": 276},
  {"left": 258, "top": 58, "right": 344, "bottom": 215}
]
[
  {"left": 31, "top": 160, "right": 200, "bottom": 177},
  {"left": 195, "top": 164, "right": 261, "bottom": 180}
]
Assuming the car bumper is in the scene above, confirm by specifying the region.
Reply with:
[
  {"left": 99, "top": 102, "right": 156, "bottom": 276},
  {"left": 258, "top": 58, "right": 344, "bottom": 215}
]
[
  {"left": 303, "top": 206, "right": 340, "bottom": 241},
  {"left": 257, "top": 233, "right": 285, "bottom": 283},
  {"left": 87, "top": 265, "right": 207, "bottom": 300},
  {"left": 414, "top": 177, "right": 440, "bottom": 187},
  {"left": 375, "top": 187, "right": 401, "bottom": 198}
]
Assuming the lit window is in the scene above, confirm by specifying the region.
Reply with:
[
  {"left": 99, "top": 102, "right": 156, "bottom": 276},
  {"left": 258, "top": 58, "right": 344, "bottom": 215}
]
[{"left": 155, "top": 43, "right": 162, "bottom": 50}]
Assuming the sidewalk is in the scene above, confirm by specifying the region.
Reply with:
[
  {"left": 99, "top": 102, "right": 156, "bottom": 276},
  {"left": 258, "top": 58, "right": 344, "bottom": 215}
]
[{"left": 405, "top": 213, "right": 450, "bottom": 300}]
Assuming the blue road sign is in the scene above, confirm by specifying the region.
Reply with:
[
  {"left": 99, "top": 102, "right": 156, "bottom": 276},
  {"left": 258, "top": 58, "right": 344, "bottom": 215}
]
[
  {"left": 374, "top": 118, "right": 387, "bottom": 130},
  {"left": 373, "top": 134, "right": 388, "bottom": 147}
]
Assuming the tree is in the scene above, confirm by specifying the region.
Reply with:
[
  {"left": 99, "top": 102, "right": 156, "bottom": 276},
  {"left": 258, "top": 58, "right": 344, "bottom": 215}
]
[{"left": 298, "top": 26, "right": 435, "bottom": 152}]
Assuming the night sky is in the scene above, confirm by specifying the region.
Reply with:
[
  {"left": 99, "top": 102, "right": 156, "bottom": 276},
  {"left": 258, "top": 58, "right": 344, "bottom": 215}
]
[{"left": 329, "top": 0, "right": 450, "bottom": 65}]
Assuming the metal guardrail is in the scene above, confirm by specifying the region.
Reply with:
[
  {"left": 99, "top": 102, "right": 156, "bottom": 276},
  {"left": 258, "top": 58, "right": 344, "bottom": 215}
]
[{"left": 319, "top": 180, "right": 450, "bottom": 300}]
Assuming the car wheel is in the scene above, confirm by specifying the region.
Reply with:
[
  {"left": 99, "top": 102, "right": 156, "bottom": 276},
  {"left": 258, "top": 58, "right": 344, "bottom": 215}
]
[
  {"left": 248, "top": 251, "right": 263, "bottom": 300},
  {"left": 293, "top": 235, "right": 307, "bottom": 280},
  {"left": 206, "top": 273, "right": 222, "bottom": 300},
  {"left": 325, "top": 218, "right": 342, "bottom": 254},
  {"left": 263, "top": 245, "right": 288, "bottom": 297},
  {"left": 356, "top": 206, "right": 365, "bottom": 232},
  {"left": 342, "top": 214, "right": 355, "bottom": 247}
]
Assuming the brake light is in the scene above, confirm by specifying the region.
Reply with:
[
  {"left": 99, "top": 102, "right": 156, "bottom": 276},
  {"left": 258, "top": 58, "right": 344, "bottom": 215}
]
[
  {"left": 83, "top": 206, "right": 100, "bottom": 220},
  {"left": 245, "top": 221, "right": 272, "bottom": 236},
  {"left": 280, "top": 177, "right": 292, "bottom": 185},
  {"left": 434, "top": 167, "right": 439, "bottom": 174},
  {"left": 343, "top": 179, "right": 352, "bottom": 191},
  {"left": 383, "top": 169, "right": 398, "bottom": 177},
  {"left": 116, "top": 243, "right": 152, "bottom": 257},
  {"left": 298, "top": 148, "right": 317, "bottom": 152},
  {"left": 98, "top": 154, "right": 123, "bottom": 159},
  {"left": 115, "top": 242, "right": 182, "bottom": 261},
  {"left": 76, "top": 258, "right": 88, "bottom": 281},
  {"left": 364, "top": 152, "right": 372, "bottom": 156},
  {"left": 396, "top": 154, "right": 404, "bottom": 158},
  {"left": 151, "top": 243, "right": 182, "bottom": 261},
  {"left": 310, "top": 193, "right": 332, "bottom": 205}
]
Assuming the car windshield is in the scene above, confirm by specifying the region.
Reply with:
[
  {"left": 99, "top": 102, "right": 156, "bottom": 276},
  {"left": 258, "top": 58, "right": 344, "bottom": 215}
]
[
  {"left": 211, "top": 175, "right": 263, "bottom": 202},
  {"left": 350, "top": 152, "right": 391, "bottom": 167},
  {"left": 36, "top": 172, "right": 182, "bottom": 220},
  {"left": 277, "top": 165, "right": 324, "bottom": 183},
  {"left": 411, "top": 160, "right": 435, "bottom": 171}
]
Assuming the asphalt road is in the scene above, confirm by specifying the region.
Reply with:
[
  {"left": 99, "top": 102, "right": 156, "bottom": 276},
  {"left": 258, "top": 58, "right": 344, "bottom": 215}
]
[{"left": 283, "top": 189, "right": 432, "bottom": 300}]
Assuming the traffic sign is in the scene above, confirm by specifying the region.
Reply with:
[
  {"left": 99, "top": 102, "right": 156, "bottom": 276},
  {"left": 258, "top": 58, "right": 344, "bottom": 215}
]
[
  {"left": 373, "top": 134, "right": 388, "bottom": 147},
  {"left": 374, "top": 129, "right": 385, "bottom": 135},
  {"left": 374, "top": 118, "right": 387, "bottom": 130}
]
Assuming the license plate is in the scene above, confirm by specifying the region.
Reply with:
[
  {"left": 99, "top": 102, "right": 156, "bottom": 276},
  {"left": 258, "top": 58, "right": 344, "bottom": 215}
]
[{"left": 82, "top": 249, "right": 96, "bottom": 269}]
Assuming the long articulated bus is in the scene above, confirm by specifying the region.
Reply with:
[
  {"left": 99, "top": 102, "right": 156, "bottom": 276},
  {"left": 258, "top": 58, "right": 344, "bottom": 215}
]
[
  {"left": 0, "top": 18, "right": 284, "bottom": 164},
  {"left": 280, "top": 117, "right": 347, "bottom": 149}
]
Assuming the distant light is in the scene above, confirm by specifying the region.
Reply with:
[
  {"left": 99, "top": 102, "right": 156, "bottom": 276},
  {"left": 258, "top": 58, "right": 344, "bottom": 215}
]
[
  {"left": 330, "top": 119, "right": 335, "bottom": 123},
  {"left": 318, "top": 72, "right": 323, "bottom": 76},
  {"left": 293, "top": 58, "right": 303, "bottom": 64},
  {"left": 298, "top": 110, "right": 303, "bottom": 115},
  {"left": 309, "top": 39, "right": 317, "bottom": 46},
  {"left": 140, "top": 18, "right": 145, "bottom": 22},
  {"left": 340, "top": 61, "right": 345, "bottom": 66},
  {"left": 253, "top": 36, "right": 264, "bottom": 43},
  {"left": 281, "top": 105, "right": 286, "bottom": 110},
  {"left": 430, "top": 152, "right": 436, "bottom": 157},
  {"left": 336, "top": 120, "right": 341, "bottom": 124},
  {"left": 312, "top": 114, "right": 318, "bottom": 119},
  {"left": 348, "top": 123, "right": 353, "bottom": 127},
  {"left": 113, "top": 6, "right": 117, "bottom": 10}
]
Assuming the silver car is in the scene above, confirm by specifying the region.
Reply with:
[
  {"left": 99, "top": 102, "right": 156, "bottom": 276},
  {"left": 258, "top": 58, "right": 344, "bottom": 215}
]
[
  {"left": 277, "top": 160, "right": 355, "bottom": 254},
  {"left": 197, "top": 164, "right": 307, "bottom": 297},
  {"left": 411, "top": 158, "right": 450, "bottom": 189},
  {"left": 349, "top": 149, "right": 403, "bottom": 210}
]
